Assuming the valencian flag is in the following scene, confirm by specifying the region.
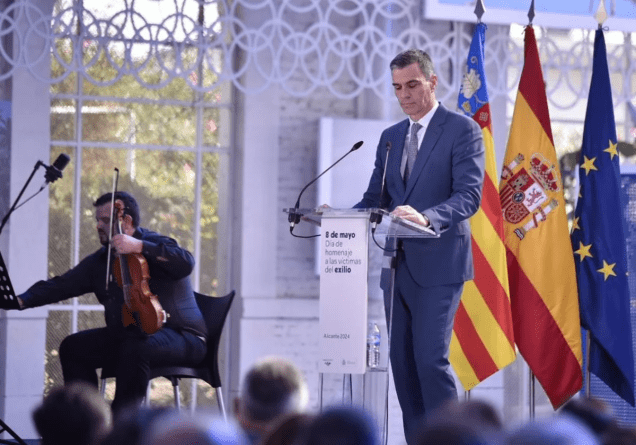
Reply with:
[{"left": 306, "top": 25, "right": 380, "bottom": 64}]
[
  {"left": 500, "top": 26, "right": 582, "bottom": 408},
  {"left": 571, "top": 28, "right": 635, "bottom": 406},
  {"left": 451, "top": 22, "right": 516, "bottom": 390}
]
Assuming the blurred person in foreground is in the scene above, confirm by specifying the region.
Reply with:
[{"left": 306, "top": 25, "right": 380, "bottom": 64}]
[
  {"left": 559, "top": 397, "right": 616, "bottom": 439},
  {"left": 304, "top": 406, "right": 378, "bottom": 445},
  {"left": 100, "top": 405, "right": 170, "bottom": 445},
  {"left": 140, "top": 410, "right": 242, "bottom": 445},
  {"left": 261, "top": 413, "right": 315, "bottom": 445},
  {"left": 234, "top": 356, "right": 309, "bottom": 444},
  {"left": 412, "top": 399, "right": 503, "bottom": 445},
  {"left": 32, "top": 382, "right": 111, "bottom": 445},
  {"left": 504, "top": 415, "right": 599, "bottom": 445},
  {"left": 560, "top": 397, "right": 636, "bottom": 445}
]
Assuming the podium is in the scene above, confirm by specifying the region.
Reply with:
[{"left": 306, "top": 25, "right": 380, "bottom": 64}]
[{"left": 284, "top": 207, "right": 437, "bottom": 444}]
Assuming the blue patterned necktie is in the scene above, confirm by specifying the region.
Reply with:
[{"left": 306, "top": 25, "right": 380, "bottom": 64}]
[{"left": 404, "top": 122, "right": 421, "bottom": 183}]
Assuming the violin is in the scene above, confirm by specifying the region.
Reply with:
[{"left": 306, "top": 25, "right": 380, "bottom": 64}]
[
  {"left": 105, "top": 169, "right": 167, "bottom": 335},
  {"left": 112, "top": 199, "right": 167, "bottom": 334}
]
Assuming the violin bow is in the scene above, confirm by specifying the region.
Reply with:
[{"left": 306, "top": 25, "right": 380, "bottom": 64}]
[{"left": 104, "top": 168, "right": 120, "bottom": 290}]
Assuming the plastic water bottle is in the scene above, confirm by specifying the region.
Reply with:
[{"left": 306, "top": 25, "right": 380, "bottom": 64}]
[{"left": 367, "top": 322, "right": 381, "bottom": 368}]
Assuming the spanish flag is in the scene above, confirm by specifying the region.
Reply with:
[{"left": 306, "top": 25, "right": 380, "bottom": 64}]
[
  {"left": 451, "top": 22, "right": 516, "bottom": 390},
  {"left": 501, "top": 26, "right": 582, "bottom": 409}
]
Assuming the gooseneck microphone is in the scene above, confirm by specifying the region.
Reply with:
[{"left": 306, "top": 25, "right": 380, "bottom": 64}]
[
  {"left": 288, "top": 140, "right": 363, "bottom": 232},
  {"left": 370, "top": 141, "right": 391, "bottom": 232}
]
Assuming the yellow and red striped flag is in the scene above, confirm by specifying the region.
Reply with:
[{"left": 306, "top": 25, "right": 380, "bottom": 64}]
[
  {"left": 500, "top": 26, "right": 582, "bottom": 408},
  {"left": 451, "top": 23, "right": 516, "bottom": 390}
]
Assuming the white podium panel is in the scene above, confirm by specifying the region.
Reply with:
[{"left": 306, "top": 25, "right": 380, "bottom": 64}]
[{"left": 319, "top": 214, "right": 368, "bottom": 374}]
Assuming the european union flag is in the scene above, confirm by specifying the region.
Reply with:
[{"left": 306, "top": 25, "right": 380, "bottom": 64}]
[{"left": 571, "top": 28, "right": 635, "bottom": 406}]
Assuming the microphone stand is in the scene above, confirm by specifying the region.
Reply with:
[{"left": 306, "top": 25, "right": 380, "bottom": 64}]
[
  {"left": 370, "top": 142, "right": 398, "bottom": 253},
  {"left": 370, "top": 141, "right": 391, "bottom": 233},
  {"left": 0, "top": 161, "right": 54, "bottom": 445},
  {"left": 288, "top": 141, "right": 363, "bottom": 237},
  {"left": 0, "top": 160, "right": 46, "bottom": 236}
]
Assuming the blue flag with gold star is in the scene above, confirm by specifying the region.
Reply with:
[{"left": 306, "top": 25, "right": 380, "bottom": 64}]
[{"left": 571, "top": 28, "right": 635, "bottom": 406}]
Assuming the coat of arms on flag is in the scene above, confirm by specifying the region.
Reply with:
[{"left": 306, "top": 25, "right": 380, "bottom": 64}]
[{"left": 500, "top": 153, "right": 560, "bottom": 240}]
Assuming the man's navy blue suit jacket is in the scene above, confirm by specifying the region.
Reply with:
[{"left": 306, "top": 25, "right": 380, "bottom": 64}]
[{"left": 354, "top": 103, "right": 485, "bottom": 288}]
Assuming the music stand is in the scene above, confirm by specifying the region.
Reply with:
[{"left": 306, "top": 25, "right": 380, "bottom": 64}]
[
  {"left": 0, "top": 251, "right": 26, "bottom": 445},
  {"left": 0, "top": 251, "right": 18, "bottom": 310}
]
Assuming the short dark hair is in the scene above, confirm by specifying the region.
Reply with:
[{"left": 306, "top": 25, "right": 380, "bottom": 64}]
[
  {"left": 93, "top": 191, "right": 141, "bottom": 228},
  {"left": 32, "top": 382, "right": 112, "bottom": 445},
  {"left": 240, "top": 357, "right": 308, "bottom": 423},
  {"left": 305, "top": 407, "right": 378, "bottom": 445},
  {"left": 390, "top": 49, "right": 435, "bottom": 79}
]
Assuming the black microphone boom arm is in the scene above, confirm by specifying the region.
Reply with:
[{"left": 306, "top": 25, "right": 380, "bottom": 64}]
[{"left": 288, "top": 140, "right": 363, "bottom": 229}]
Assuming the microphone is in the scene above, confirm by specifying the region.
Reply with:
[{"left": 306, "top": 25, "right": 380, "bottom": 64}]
[
  {"left": 43, "top": 153, "right": 71, "bottom": 185},
  {"left": 371, "top": 141, "right": 391, "bottom": 231},
  {"left": 288, "top": 140, "right": 363, "bottom": 230},
  {"left": 0, "top": 153, "right": 71, "bottom": 234}
]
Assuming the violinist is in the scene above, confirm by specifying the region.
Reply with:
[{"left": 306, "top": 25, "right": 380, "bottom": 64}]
[{"left": 13, "top": 191, "right": 207, "bottom": 416}]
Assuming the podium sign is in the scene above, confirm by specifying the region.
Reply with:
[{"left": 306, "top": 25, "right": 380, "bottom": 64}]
[{"left": 318, "top": 214, "right": 368, "bottom": 374}]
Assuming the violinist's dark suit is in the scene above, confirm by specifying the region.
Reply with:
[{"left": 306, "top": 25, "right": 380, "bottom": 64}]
[{"left": 18, "top": 199, "right": 207, "bottom": 413}]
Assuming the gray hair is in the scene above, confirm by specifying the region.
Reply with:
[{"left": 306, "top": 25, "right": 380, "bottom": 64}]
[
  {"left": 390, "top": 49, "right": 436, "bottom": 79},
  {"left": 240, "top": 356, "right": 309, "bottom": 423}
]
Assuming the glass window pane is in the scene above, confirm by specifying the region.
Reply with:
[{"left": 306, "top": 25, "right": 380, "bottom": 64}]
[
  {"left": 51, "top": 100, "right": 76, "bottom": 142},
  {"left": 78, "top": 148, "right": 196, "bottom": 255},
  {"left": 49, "top": 145, "right": 75, "bottom": 278},
  {"left": 44, "top": 310, "right": 70, "bottom": 395},
  {"left": 204, "top": 107, "right": 231, "bottom": 148},
  {"left": 199, "top": 152, "right": 229, "bottom": 296},
  {"left": 81, "top": 101, "right": 198, "bottom": 147}
]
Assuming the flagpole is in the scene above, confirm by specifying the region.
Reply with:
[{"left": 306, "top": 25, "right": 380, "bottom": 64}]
[
  {"left": 585, "top": 330, "right": 591, "bottom": 396},
  {"left": 582, "top": 1, "right": 608, "bottom": 402},
  {"left": 529, "top": 371, "right": 535, "bottom": 418},
  {"left": 462, "top": 0, "right": 486, "bottom": 406},
  {"left": 526, "top": 0, "right": 536, "bottom": 420}
]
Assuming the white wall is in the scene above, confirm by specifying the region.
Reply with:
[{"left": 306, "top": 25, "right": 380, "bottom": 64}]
[{"left": 0, "top": 0, "right": 56, "bottom": 439}]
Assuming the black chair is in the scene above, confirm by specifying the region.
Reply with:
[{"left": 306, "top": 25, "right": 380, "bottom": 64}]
[{"left": 100, "top": 290, "right": 235, "bottom": 419}]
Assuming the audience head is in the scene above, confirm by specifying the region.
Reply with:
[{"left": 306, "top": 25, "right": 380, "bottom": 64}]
[
  {"left": 414, "top": 399, "right": 503, "bottom": 445},
  {"left": 603, "top": 424, "right": 636, "bottom": 445},
  {"left": 235, "top": 356, "right": 309, "bottom": 443},
  {"left": 32, "top": 382, "right": 112, "bottom": 445},
  {"left": 261, "top": 413, "right": 315, "bottom": 445},
  {"left": 100, "top": 405, "right": 169, "bottom": 445},
  {"left": 414, "top": 422, "right": 493, "bottom": 445},
  {"left": 429, "top": 398, "right": 502, "bottom": 431},
  {"left": 304, "top": 406, "right": 378, "bottom": 445},
  {"left": 560, "top": 397, "right": 616, "bottom": 438},
  {"left": 140, "top": 410, "right": 242, "bottom": 445},
  {"left": 504, "top": 415, "right": 599, "bottom": 445}
]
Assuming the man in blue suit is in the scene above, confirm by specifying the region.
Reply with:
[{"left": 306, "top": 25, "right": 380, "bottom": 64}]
[{"left": 354, "top": 49, "right": 485, "bottom": 442}]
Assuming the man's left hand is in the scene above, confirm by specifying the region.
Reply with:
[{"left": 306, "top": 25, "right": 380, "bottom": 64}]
[{"left": 391, "top": 205, "right": 430, "bottom": 227}]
